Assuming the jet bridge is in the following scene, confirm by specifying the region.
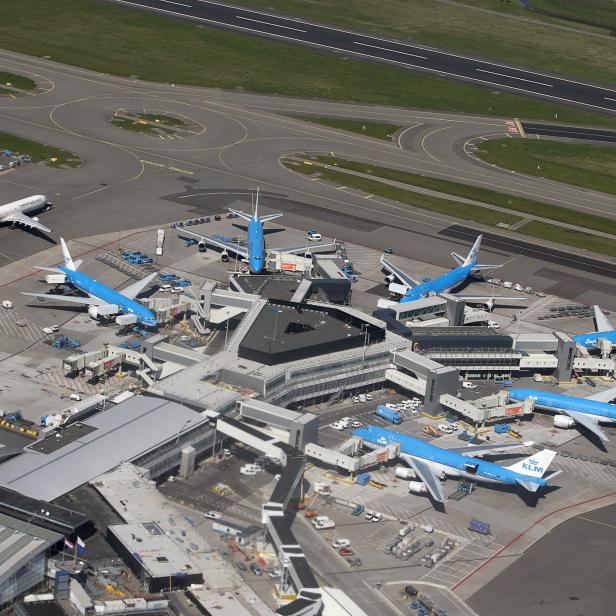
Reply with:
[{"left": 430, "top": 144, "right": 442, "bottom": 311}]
[{"left": 212, "top": 416, "right": 322, "bottom": 615}]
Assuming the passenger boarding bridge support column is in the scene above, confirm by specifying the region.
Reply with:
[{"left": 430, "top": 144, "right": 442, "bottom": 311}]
[
  {"left": 442, "top": 293, "right": 465, "bottom": 327},
  {"left": 424, "top": 366, "right": 459, "bottom": 416},
  {"left": 555, "top": 332, "right": 576, "bottom": 382}
]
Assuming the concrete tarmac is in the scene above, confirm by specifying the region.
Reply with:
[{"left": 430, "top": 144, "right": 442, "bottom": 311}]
[{"left": 0, "top": 50, "right": 615, "bottom": 309}]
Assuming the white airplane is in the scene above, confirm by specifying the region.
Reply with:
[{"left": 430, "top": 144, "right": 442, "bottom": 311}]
[{"left": 0, "top": 195, "right": 52, "bottom": 233}]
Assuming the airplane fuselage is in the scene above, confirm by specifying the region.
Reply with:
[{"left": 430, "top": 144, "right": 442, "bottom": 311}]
[
  {"left": 352, "top": 425, "right": 545, "bottom": 489},
  {"left": 508, "top": 388, "right": 616, "bottom": 424},
  {"left": 59, "top": 265, "right": 156, "bottom": 326},
  {"left": 0, "top": 195, "right": 50, "bottom": 220},
  {"left": 400, "top": 262, "right": 474, "bottom": 304},
  {"left": 247, "top": 217, "right": 266, "bottom": 273},
  {"left": 572, "top": 330, "right": 616, "bottom": 349}
]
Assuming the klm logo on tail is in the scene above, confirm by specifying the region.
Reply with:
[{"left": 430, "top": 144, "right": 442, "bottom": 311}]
[{"left": 522, "top": 458, "right": 544, "bottom": 474}]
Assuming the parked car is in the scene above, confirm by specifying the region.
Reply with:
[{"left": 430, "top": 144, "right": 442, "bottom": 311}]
[
  {"left": 462, "top": 381, "right": 477, "bottom": 390},
  {"left": 249, "top": 563, "right": 263, "bottom": 576},
  {"left": 332, "top": 538, "right": 350, "bottom": 549},
  {"left": 203, "top": 511, "right": 222, "bottom": 520},
  {"left": 351, "top": 421, "right": 363, "bottom": 428},
  {"left": 235, "top": 561, "right": 247, "bottom": 571},
  {"left": 365, "top": 510, "right": 375, "bottom": 521},
  {"left": 372, "top": 512, "right": 383, "bottom": 523},
  {"left": 339, "top": 547, "right": 354, "bottom": 557}
]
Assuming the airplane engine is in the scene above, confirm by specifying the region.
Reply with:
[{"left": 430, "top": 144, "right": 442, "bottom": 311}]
[
  {"left": 88, "top": 305, "right": 99, "bottom": 320},
  {"left": 32, "top": 216, "right": 40, "bottom": 222},
  {"left": 395, "top": 467, "right": 417, "bottom": 480},
  {"left": 221, "top": 250, "right": 229, "bottom": 262},
  {"left": 553, "top": 415, "right": 575, "bottom": 429},
  {"left": 408, "top": 481, "right": 428, "bottom": 494},
  {"left": 198, "top": 241, "right": 207, "bottom": 252},
  {"left": 483, "top": 298, "right": 495, "bottom": 312},
  {"left": 385, "top": 274, "right": 395, "bottom": 283}
]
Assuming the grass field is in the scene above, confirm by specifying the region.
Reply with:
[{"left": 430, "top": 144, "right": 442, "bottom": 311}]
[
  {"left": 530, "top": 0, "right": 616, "bottom": 32},
  {"left": 286, "top": 159, "right": 521, "bottom": 227},
  {"left": 0, "top": 1, "right": 615, "bottom": 129},
  {"left": 138, "top": 113, "right": 187, "bottom": 128},
  {"left": 287, "top": 157, "right": 616, "bottom": 257},
  {"left": 518, "top": 221, "right": 616, "bottom": 257},
  {"left": 0, "top": 71, "right": 35, "bottom": 91},
  {"left": 475, "top": 139, "right": 616, "bottom": 197},
  {"left": 288, "top": 116, "right": 400, "bottom": 141},
  {"left": 111, "top": 112, "right": 187, "bottom": 136},
  {"left": 0, "top": 131, "right": 80, "bottom": 168},
  {"left": 241, "top": 0, "right": 616, "bottom": 84},
  {"left": 311, "top": 155, "right": 616, "bottom": 235}
]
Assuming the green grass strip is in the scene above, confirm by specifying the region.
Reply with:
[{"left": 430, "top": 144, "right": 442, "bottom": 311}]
[
  {"left": 518, "top": 221, "right": 616, "bottom": 257},
  {"left": 287, "top": 160, "right": 521, "bottom": 227},
  {"left": 0, "top": 71, "right": 36, "bottom": 91},
  {"left": 288, "top": 116, "right": 400, "bottom": 141},
  {"left": 0, "top": 131, "right": 80, "bottom": 168},
  {"left": 312, "top": 155, "right": 616, "bottom": 236},
  {"left": 1, "top": 1, "right": 616, "bottom": 128},
  {"left": 474, "top": 138, "right": 616, "bottom": 197}
]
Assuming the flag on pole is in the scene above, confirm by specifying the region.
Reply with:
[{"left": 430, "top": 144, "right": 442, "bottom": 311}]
[
  {"left": 64, "top": 538, "right": 74, "bottom": 550},
  {"left": 76, "top": 537, "right": 86, "bottom": 553}
]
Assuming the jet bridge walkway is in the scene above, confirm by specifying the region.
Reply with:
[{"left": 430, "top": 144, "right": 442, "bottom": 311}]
[{"left": 214, "top": 417, "right": 322, "bottom": 615}]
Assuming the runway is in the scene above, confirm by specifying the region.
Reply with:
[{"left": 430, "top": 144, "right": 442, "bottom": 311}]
[
  {"left": 103, "top": 0, "right": 616, "bottom": 113},
  {"left": 0, "top": 50, "right": 615, "bottom": 309}
]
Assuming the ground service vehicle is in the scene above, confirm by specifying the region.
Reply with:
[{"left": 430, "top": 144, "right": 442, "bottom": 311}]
[{"left": 375, "top": 405, "right": 402, "bottom": 424}]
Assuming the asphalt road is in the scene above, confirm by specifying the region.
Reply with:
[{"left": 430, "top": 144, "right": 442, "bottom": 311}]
[
  {"left": 469, "top": 503, "right": 616, "bottom": 616},
  {"left": 521, "top": 122, "right": 616, "bottom": 142},
  {"left": 105, "top": 0, "right": 616, "bottom": 113},
  {"left": 1, "top": 50, "right": 616, "bottom": 310}
]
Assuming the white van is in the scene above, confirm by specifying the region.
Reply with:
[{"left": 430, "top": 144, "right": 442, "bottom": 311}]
[
  {"left": 462, "top": 381, "right": 477, "bottom": 390},
  {"left": 306, "top": 231, "right": 322, "bottom": 241},
  {"left": 358, "top": 394, "right": 367, "bottom": 403}
]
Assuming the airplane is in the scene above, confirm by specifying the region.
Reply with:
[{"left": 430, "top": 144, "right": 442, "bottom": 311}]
[
  {"left": 378, "top": 234, "right": 524, "bottom": 310},
  {"left": 352, "top": 424, "right": 559, "bottom": 504},
  {"left": 0, "top": 195, "right": 53, "bottom": 233},
  {"left": 508, "top": 386, "right": 616, "bottom": 443},
  {"left": 22, "top": 238, "right": 157, "bottom": 326},
  {"left": 571, "top": 306, "right": 616, "bottom": 350},
  {"left": 179, "top": 189, "right": 336, "bottom": 274}
]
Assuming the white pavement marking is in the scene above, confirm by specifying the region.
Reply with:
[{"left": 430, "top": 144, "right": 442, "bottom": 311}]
[
  {"left": 235, "top": 16, "right": 307, "bottom": 32},
  {"left": 476, "top": 68, "right": 554, "bottom": 87},
  {"left": 353, "top": 41, "right": 427, "bottom": 60},
  {"left": 159, "top": 0, "right": 191, "bottom": 5}
]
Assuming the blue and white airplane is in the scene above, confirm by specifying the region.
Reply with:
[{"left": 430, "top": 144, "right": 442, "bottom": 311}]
[
  {"left": 571, "top": 306, "right": 616, "bottom": 350},
  {"left": 22, "top": 238, "right": 157, "bottom": 326},
  {"left": 508, "top": 387, "right": 616, "bottom": 443},
  {"left": 353, "top": 424, "right": 558, "bottom": 504},
  {"left": 179, "top": 189, "right": 335, "bottom": 274},
  {"left": 378, "top": 234, "right": 524, "bottom": 310}
]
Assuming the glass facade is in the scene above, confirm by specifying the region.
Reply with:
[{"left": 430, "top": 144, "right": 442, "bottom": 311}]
[{"left": 0, "top": 551, "right": 46, "bottom": 607}]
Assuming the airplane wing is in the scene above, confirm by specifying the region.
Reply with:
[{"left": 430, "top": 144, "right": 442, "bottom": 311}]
[
  {"left": 593, "top": 305, "right": 614, "bottom": 332},
  {"left": 121, "top": 272, "right": 158, "bottom": 300},
  {"left": 457, "top": 295, "right": 526, "bottom": 303},
  {"left": 21, "top": 292, "right": 106, "bottom": 306},
  {"left": 445, "top": 440, "right": 534, "bottom": 457},
  {"left": 178, "top": 229, "right": 248, "bottom": 259},
  {"left": 559, "top": 409, "right": 609, "bottom": 442},
  {"left": 380, "top": 256, "right": 421, "bottom": 289},
  {"left": 586, "top": 387, "right": 616, "bottom": 403},
  {"left": 2, "top": 211, "right": 51, "bottom": 233},
  {"left": 401, "top": 454, "right": 447, "bottom": 503},
  {"left": 274, "top": 241, "right": 337, "bottom": 254}
]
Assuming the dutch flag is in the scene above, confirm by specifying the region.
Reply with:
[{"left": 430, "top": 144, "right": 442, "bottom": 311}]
[
  {"left": 64, "top": 538, "right": 74, "bottom": 550},
  {"left": 76, "top": 537, "right": 86, "bottom": 553}
]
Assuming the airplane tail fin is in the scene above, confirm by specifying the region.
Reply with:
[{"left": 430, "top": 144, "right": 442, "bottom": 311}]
[
  {"left": 463, "top": 235, "right": 483, "bottom": 266},
  {"left": 507, "top": 449, "right": 557, "bottom": 477},
  {"left": 593, "top": 305, "right": 614, "bottom": 332},
  {"left": 60, "top": 238, "right": 78, "bottom": 272},
  {"left": 451, "top": 251, "right": 465, "bottom": 266},
  {"left": 253, "top": 188, "right": 282, "bottom": 223}
]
